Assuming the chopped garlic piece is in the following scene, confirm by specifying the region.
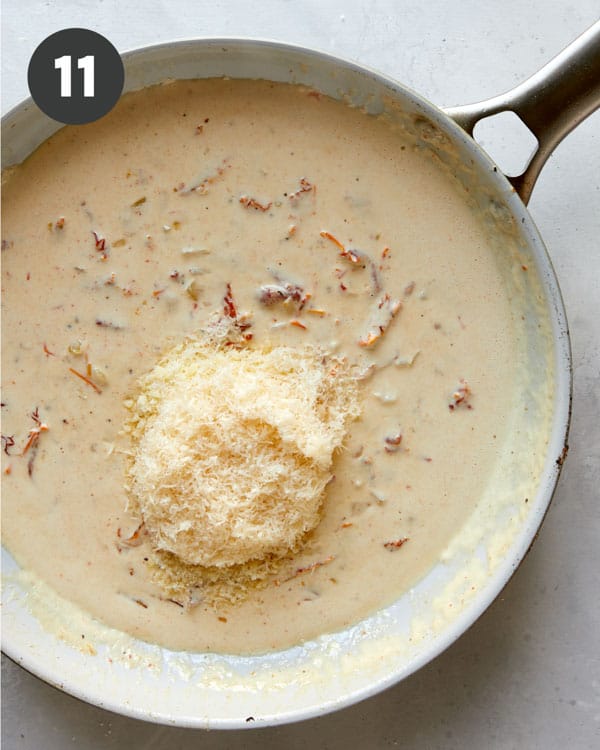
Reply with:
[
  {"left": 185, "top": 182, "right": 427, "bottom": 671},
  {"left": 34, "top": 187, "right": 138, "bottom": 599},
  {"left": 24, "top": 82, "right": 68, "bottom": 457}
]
[
  {"left": 373, "top": 390, "right": 397, "bottom": 404},
  {"left": 181, "top": 246, "right": 211, "bottom": 256},
  {"left": 358, "top": 293, "right": 402, "bottom": 348},
  {"left": 394, "top": 351, "right": 421, "bottom": 367}
]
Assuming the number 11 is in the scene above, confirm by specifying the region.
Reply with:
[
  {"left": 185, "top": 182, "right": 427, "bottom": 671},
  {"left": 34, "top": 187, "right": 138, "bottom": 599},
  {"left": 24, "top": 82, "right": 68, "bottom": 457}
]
[{"left": 55, "top": 55, "right": 95, "bottom": 98}]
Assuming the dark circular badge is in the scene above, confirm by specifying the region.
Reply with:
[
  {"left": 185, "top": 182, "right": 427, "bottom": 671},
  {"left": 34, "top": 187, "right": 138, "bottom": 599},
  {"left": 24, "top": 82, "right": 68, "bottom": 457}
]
[{"left": 28, "top": 28, "right": 124, "bottom": 125}]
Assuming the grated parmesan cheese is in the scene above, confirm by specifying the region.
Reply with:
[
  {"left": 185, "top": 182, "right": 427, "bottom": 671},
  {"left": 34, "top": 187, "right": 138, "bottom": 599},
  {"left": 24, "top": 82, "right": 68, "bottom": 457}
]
[{"left": 123, "top": 319, "right": 360, "bottom": 583}]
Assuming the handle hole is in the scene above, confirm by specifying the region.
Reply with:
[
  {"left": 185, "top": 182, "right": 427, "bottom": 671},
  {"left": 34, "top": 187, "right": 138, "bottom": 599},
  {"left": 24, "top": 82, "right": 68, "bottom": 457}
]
[{"left": 473, "top": 110, "right": 538, "bottom": 178}]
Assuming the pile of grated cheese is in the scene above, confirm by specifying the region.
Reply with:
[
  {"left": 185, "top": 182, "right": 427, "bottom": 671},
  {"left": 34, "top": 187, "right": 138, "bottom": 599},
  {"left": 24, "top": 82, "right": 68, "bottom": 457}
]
[{"left": 123, "top": 317, "right": 360, "bottom": 602}]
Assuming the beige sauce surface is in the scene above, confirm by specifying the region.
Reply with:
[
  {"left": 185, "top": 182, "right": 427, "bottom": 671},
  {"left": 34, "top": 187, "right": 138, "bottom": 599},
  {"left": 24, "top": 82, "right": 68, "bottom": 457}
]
[{"left": 2, "top": 80, "right": 520, "bottom": 654}]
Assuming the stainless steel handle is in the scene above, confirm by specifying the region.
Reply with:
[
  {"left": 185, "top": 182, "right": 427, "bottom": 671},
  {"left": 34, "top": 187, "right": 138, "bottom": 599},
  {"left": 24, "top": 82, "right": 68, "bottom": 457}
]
[{"left": 445, "top": 21, "right": 600, "bottom": 204}]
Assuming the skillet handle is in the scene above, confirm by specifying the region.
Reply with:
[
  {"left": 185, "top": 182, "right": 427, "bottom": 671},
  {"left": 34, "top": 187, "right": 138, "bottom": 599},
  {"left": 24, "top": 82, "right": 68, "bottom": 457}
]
[{"left": 444, "top": 20, "right": 600, "bottom": 205}]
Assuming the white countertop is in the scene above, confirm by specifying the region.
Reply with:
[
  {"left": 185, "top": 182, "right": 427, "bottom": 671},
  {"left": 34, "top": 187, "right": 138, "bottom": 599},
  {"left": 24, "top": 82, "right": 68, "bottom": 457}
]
[{"left": 2, "top": 1, "right": 599, "bottom": 747}]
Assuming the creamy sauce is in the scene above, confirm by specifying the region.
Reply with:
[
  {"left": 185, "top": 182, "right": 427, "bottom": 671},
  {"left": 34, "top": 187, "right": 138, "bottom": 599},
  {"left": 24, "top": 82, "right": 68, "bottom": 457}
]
[{"left": 1, "top": 79, "right": 521, "bottom": 654}]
